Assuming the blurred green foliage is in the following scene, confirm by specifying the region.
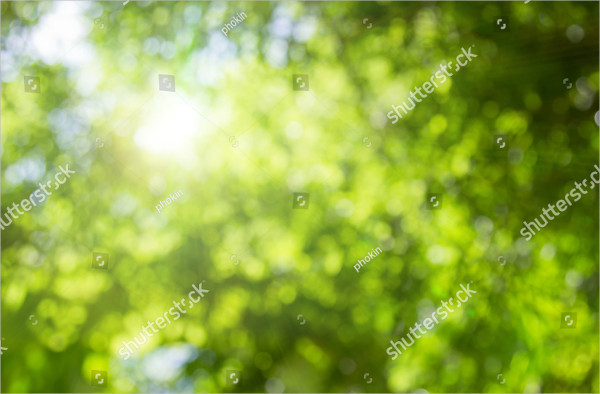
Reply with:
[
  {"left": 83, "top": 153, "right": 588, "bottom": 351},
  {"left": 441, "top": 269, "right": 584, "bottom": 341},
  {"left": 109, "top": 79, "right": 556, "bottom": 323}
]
[{"left": 1, "top": 1, "right": 599, "bottom": 392}]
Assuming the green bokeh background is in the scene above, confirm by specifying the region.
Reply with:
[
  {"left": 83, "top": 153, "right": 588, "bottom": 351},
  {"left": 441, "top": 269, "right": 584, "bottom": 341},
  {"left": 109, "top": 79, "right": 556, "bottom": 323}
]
[{"left": 1, "top": 1, "right": 599, "bottom": 392}]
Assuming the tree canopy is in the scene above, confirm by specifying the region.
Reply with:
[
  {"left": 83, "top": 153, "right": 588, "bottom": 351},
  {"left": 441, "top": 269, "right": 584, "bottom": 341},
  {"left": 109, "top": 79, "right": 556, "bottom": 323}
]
[{"left": 1, "top": 1, "right": 598, "bottom": 392}]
